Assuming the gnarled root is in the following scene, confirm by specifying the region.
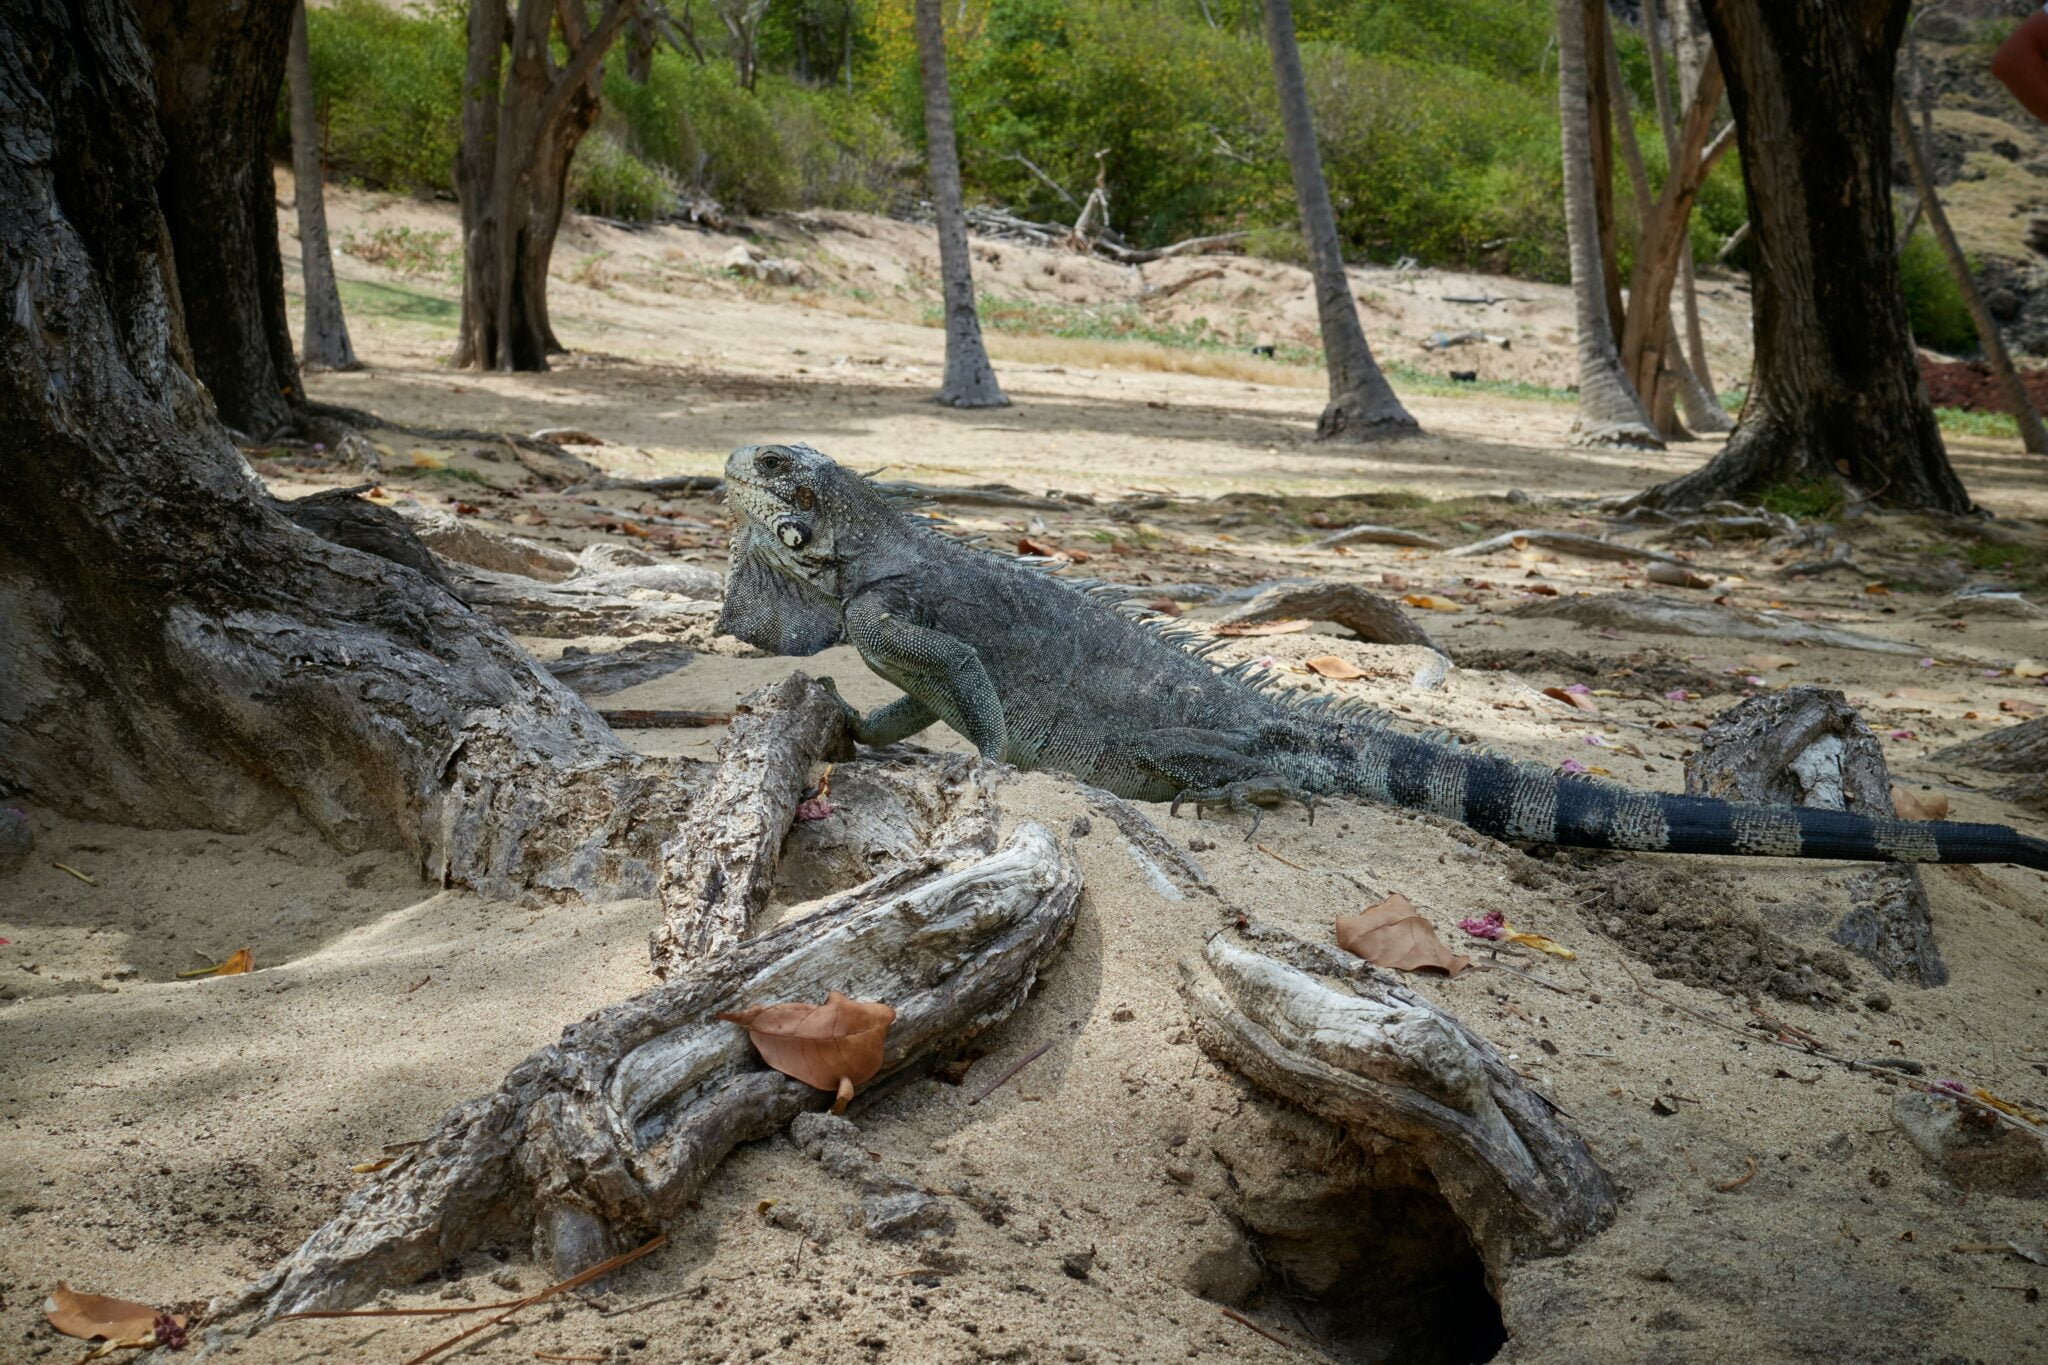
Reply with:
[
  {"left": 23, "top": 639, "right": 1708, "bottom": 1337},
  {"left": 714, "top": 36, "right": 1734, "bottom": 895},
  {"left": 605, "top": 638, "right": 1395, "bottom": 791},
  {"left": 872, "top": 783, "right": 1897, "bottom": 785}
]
[{"left": 1179, "top": 925, "right": 1616, "bottom": 1280}]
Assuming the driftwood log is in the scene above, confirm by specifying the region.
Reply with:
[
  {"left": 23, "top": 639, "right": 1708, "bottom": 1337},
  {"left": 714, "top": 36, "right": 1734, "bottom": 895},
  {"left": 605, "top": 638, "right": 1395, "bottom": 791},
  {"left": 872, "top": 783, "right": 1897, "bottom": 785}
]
[
  {"left": 1210, "top": 580, "right": 1444, "bottom": 656},
  {"left": 1446, "top": 527, "right": 1700, "bottom": 568},
  {"left": 1180, "top": 923, "right": 1616, "bottom": 1278},
  {"left": 1937, "top": 715, "right": 2048, "bottom": 813},
  {"left": 650, "top": 674, "right": 851, "bottom": 977},
  {"left": 1313, "top": 523, "right": 1448, "bottom": 551},
  {"left": 1686, "top": 687, "right": 1945, "bottom": 986},
  {"left": 222, "top": 753, "right": 1079, "bottom": 1323},
  {"left": 449, "top": 545, "right": 723, "bottom": 637},
  {"left": 1516, "top": 592, "right": 1932, "bottom": 657}
]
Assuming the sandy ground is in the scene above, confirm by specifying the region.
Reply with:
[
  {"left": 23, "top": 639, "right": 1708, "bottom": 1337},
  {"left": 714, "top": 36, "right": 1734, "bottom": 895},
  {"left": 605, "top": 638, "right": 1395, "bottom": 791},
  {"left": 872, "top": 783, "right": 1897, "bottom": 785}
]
[{"left": 5, "top": 190, "right": 2048, "bottom": 1364}]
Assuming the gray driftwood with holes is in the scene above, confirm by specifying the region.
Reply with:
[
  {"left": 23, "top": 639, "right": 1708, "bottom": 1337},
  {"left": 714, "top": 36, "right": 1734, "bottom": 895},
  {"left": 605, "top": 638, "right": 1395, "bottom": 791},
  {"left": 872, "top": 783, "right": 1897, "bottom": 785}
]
[
  {"left": 1937, "top": 715, "right": 2048, "bottom": 814},
  {"left": 1686, "top": 687, "right": 1945, "bottom": 986},
  {"left": 217, "top": 749, "right": 1077, "bottom": 1324}
]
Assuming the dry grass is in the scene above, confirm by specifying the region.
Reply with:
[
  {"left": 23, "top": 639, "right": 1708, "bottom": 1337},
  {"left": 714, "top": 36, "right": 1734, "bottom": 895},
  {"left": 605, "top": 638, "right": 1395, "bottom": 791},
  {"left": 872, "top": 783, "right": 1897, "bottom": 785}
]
[{"left": 982, "top": 332, "right": 1324, "bottom": 386}]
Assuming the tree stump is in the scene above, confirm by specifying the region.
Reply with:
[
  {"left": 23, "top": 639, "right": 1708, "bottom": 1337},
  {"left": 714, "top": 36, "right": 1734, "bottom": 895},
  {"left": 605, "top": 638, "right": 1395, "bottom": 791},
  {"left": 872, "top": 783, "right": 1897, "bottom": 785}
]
[
  {"left": 1179, "top": 924, "right": 1616, "bottom": 1279},
  {"left": 1686, "top": 687, "right": 1946, "bottom": 986},
  {"left": 222, "top": 755, "right": 1079, "bottom": 1322}
]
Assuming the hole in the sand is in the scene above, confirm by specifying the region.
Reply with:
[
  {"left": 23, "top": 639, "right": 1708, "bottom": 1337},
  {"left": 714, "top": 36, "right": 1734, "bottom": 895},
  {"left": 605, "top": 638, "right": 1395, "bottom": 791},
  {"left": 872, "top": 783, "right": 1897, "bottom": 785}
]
[{"left": 1239, "top": 1180, "right": 1504, "bottom": 1365}]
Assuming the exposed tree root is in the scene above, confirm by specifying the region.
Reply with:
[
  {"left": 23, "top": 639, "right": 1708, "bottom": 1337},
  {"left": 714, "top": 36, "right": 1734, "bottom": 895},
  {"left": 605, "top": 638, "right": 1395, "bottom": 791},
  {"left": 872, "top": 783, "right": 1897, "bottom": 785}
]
[
  {"left": 1211, "top": 581, "right": 1444, "bottom": 655},
  {"left": 1515, "top": 592, "right": 1932, "bottom": 657}
]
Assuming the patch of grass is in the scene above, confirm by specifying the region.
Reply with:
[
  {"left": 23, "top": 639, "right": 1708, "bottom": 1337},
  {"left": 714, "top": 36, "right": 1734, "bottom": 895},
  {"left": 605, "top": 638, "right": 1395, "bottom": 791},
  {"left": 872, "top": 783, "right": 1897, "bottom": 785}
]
[
  {"left": 341, "top": 226, "right": 459, "bottom": 281},
  {"left": 983, "top": 333, "right": 1322, "bottom": 386},
  {"left": 411, "top": 464, "right": 492, "bottom": 485},
  {"left": 334, "top": 277, "right": 458, "bottom": 329},
  {"left": 1383, "top": 362, "right": 1575, "bottom": 405},
  {"left": 1935, "top": 407, "right": 2019, "bottom": 440},
  {"left": 567, "top": 251, "right": 616, "bottom": 291},
  {"left": 1756, "top": 481, "right": 1845, "bottom": 521},
  {"left": 1960, "top": 539, "right": 2048, "bottom": 583}
]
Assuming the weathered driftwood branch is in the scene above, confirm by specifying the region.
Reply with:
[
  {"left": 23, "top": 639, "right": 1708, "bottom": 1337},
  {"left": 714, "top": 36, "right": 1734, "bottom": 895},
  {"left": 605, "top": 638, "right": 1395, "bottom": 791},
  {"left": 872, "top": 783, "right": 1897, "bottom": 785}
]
[
  {"left": 650, "top": 674, "right": 851, "bottom": 978},
  {"left": 1515, "top": 592, "right": 1933, "bottom": 657},
  {"left": 224, "top": 758, "right": 1079, "bottom": 1322},
  {"left": 450, "top": 545, "right": 722, "bottom": 637},
  {"left": 1446, "top": 527, "right": 1701, "bottom": 568},
  {"left": 1936, "top": 715, "right": 2048, "bottom": 812},
  {"left": 1313, "top": 522, "right": 1447, "bottom": 550},
  {"left": 1179, "top": 927, "right": 1616, "bottom": 1277},
  {"left": 545, "top": 641, "right": 696, "bottom": 698},
  {"left": 1211, "top": 581, "right": 1444, "bottom": 655},
  {"left": 1687, "top": 688, "right": 1944, "bottom": 986},
  {"left": 870, "top": 479, "right": 1079, "bottom": 511}
]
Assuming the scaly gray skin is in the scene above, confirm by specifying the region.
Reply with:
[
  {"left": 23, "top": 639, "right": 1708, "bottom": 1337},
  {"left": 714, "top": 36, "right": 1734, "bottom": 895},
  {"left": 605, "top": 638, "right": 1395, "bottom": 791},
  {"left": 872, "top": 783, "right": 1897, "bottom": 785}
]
[{"left": 716, "top": 443, "right": 2048, "bottom": 872}]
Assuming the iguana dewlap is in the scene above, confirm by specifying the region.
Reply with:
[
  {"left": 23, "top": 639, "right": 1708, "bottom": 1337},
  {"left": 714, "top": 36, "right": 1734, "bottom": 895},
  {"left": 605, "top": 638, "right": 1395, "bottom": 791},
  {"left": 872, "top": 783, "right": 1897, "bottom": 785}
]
[{"left": 716, "top": 442, "right": 2048, "bottom": 871}]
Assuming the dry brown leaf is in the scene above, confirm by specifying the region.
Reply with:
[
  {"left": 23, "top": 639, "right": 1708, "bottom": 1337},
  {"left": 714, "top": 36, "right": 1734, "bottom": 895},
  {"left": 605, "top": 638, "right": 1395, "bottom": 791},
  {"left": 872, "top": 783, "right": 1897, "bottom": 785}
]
[
  {"left": 1741, "top": 653, "right": 1799, "bottom": 671},
  {"left": 1335, "top": 894, "right": 1471, "bottom": 977},
  {"left": 1303, "top": 655, "right": 1369, "bottom": 681},
  {"left": 1016, "top": 536, "right": 1089, "bottom": 563},
  {"left": 44, "top": 1284, "right": 179, "bottom": 1344},
  {"left": 177, "top": 947, "right": 252, "bottom": 979},
  {"left": 1540, "top": 686, "right": 1600, "bottom": 713},
  {"left": 2000, "top": 698, "right": 2045, "bottom": 718},
  {"left": 1401, "top": 593, "right": 1464, "bottom": 613},
  {"left": 1213, "top": 619, "right": 1311, "bottom": 637},
  {"left": 1646, "top": 561, "right": 1714, "bottom": 590},
  {"left": 1890, "top": 785, "right": 1950, "bottom": 822},
  {"left": 1863, "top": 582, "right": 1892, "bottom": 596},
  {"left": 718, "top": 991, "right": 896, "bottom": 1113}
]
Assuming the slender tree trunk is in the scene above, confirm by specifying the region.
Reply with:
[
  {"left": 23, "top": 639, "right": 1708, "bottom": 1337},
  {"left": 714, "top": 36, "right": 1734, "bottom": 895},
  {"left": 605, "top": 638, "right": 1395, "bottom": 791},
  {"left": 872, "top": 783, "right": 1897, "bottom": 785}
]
[
  {"left": 1557, "top": 0, "right": 1660, "bottom": 447},
  {"left": 287, "top": 0, "right": 359, "bottom": 374},
  {"left": 135, "top": 0, "right": 303, "bottom": 439},
  {"left": 1892, "top": 98, "right": 2048, "bottom": 456},
  {"left": 1638, "top": 0, "right": 1971, "bottom": 512},
  {"left": 2, "top": 0, "right": 690, "bottom": 897},
  {"left": 1260, "top": 0, "right": 1417, "bottom": 441},
  {"left": 914, "top": 0, "right": 1008, "bottom": 408},
  {"left": 454, "top": 0, "right": 630, "bottom": 372},
  {"left": 1647, "top": 0, "right": 1733, "bottom": 431},
  {"left": 1585, "top": 5, "right": 1626, "bottom": 342},
  {"left": 1638, "top": 2, "right": 1957, "bottom": 511}
]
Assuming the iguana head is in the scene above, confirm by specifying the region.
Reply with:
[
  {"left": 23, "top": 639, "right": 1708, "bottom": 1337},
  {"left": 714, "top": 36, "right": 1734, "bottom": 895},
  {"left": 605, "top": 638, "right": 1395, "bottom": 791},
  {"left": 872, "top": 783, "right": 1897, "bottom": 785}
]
[{"left": 717, "top": 442, "right": 884, "bottom": 656}]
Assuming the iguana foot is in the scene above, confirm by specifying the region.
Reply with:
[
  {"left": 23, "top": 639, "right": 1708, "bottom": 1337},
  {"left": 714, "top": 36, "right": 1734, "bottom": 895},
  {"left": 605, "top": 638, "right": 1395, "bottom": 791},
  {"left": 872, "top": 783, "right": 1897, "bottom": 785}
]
[{"left": 1170, "top": 781, "right": 1316, "bottom": 839}]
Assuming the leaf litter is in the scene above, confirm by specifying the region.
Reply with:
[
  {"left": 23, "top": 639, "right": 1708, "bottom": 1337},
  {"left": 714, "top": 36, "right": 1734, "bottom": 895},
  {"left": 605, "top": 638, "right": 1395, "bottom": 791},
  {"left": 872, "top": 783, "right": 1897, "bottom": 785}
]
[
  {"left": 718, "top": 991, "right": 896, "bottom": 1112},
  {"left": 1335, "top": 893, "right": 1471, "bottom": 976}
]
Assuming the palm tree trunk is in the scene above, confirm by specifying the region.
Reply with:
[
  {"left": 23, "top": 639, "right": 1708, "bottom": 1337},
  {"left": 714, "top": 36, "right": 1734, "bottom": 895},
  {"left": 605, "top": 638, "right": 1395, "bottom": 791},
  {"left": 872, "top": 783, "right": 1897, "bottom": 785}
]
[
  {"left": 287, "top": 0, "right": 359, "bottom": 373},
  {"left": 1259, "top": 0, "right": 1416, "bottom": 441},
  {"left": 1891, "top": 96, "right": 2048, "bottom": 456},
  {"left": 913, "top": 0, "right": 1007, "bottom": 408},
  {"left": 1557, "top": 0, "right": 1660, "bottom": 447}
]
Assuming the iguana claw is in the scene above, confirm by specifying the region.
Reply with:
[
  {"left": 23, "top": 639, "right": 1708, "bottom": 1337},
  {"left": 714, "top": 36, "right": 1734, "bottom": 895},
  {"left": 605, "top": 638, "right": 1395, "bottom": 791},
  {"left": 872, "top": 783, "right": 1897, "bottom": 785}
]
[{"left": 1169, "top": 780, "right": 1316, "bottom": 840}]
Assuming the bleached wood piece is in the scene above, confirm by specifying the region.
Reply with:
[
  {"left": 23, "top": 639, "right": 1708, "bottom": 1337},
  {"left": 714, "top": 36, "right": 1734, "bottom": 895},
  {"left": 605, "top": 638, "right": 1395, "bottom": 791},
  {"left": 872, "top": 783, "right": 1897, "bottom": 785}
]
[
  {"left": 1446, "top": 527, "right": 1697, "bottom": 567},
  {"left": 1515, "top": 592, "right": 1933, "bottom": 657}
]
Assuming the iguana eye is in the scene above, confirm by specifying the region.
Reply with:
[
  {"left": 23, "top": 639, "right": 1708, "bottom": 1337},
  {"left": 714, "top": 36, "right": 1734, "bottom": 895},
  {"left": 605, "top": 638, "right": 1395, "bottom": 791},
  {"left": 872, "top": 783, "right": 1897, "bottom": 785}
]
[{"left": 793, "top": 486, "right": 815, "bottom": 510}]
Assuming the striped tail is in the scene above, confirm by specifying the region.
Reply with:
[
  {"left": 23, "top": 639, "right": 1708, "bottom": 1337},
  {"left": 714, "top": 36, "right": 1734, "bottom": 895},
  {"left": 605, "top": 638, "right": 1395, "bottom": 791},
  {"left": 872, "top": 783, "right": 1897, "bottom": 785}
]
[{"left": 1341, "top": 732, "right": 2048, "bottom": 872}]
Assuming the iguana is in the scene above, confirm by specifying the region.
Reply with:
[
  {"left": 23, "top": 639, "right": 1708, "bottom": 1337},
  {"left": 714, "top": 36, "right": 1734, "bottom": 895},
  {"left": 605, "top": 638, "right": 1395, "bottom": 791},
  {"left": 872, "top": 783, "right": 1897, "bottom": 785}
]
[{"left": 716, "top": 442, "right": 2048, "bottom": 872}]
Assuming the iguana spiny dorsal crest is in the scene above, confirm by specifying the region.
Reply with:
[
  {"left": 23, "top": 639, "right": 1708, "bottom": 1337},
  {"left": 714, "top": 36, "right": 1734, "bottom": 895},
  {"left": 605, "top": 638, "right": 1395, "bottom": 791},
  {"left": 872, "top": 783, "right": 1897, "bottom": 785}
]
[{"left": 717, "top": 442, "right": 2048, "bottom": 872}]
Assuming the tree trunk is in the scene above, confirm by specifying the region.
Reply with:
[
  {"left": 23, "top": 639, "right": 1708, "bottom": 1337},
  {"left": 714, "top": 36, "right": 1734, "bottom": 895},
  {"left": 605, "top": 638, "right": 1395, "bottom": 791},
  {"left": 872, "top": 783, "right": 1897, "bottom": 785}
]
[
  {"left": 1637, "top": 0, "right": 1971, "bottom": 512},
  {"left": 914, "top": 0, "right": 1009, "bottom": 408},
  {"left": 134, "top": 0, "right": 304, "bottom": 439},
  {"left": 1260, "top": 0, "right": 1417, "bottom": 441},
  {"left": 1585, "top": 4, "right": 1626, "bottom": 342},
  {"left": 1892, "top": 98, "right": 2048, "bottom": 456},
  {"left": 1557, "top": 0, "right": 1660, "bottom": 447},
  {"left": 1646, "top": 0, "right": 1734, "bottom": 432},
  {"left": 286, "top": 0, "right": 359, "bottom": 374},
  {"left": 454, "top": 0, "right": 630, "bottom": 372},
  {"left": 2, "top": 0, "right": 692, "bottom": 901}
]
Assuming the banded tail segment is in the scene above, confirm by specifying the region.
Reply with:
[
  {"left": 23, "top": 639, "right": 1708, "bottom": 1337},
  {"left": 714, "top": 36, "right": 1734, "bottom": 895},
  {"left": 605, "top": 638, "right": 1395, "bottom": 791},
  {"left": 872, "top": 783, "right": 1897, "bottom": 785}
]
[{"left": 1340, "top": 731, "right": 2048, "bottom": 872}]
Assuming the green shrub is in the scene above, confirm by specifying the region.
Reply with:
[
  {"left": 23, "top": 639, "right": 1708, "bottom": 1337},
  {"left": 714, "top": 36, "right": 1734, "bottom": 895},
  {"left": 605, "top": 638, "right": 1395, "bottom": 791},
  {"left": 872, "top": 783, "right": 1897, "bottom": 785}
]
[
  {"left": 302, "top": 0, "right": 464, "bottom": 193},
  {"left": 339, "top": 225, "right": 458, "bottom": 280},
  {"left": 1899, "top": 231, "right": 1977, "bottom": 355},
  {"left": 570, "top": 132, "right": 677, "bottom": 221}
]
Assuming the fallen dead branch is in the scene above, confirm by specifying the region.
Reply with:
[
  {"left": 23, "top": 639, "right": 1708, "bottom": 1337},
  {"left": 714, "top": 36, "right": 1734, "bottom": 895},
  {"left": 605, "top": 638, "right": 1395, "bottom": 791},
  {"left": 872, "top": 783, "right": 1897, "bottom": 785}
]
[
  {"left": 1515, "top": 592, "right": 1936, "bottom": 657},
  {"left": 1312, "top": 523, "right": 1448, "bottom": 551},
  {"left": 1180, "top": 924, "right": 1616, "bottom": 1274},
  {"left": 214, "top": 756, "right": 1077, "bottom": 1323},
  {"left": 967, "top": 1040, "right": 1056, "bottom": 1104},
  {"left": 1210, "top": 581, "right": 1444, "bottom": 655},
  {"left": 449, "top": 545, "right": 722, "bottom": 638},
  {"left": 870, "top": 479, "right": 1081, "bottom": 511},
  {"left": 1446, "top": 528, "right": 1702, "bottom": 568}
]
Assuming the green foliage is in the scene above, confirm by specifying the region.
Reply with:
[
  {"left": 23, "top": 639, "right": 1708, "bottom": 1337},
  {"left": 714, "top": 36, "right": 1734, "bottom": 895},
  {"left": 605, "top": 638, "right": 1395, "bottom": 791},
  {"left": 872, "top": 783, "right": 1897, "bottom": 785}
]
[
  {"left": 570, "top": 132, "right": 677, "bottom": 221},
  {"left": 339, "top": 225, "right": 458, "bottom": 280},
  {"left": 1898, "top": 232, "right": 1978, "bottom": 355},
  {"left": 1936, "top": 407, "right": 2019, "bottom": 440},
  {"left": 302, "top": 0, "right": 464, "bottom": 193},
  {"left": 1756, "top": 482, "right": 1845, "bottom": 521}
]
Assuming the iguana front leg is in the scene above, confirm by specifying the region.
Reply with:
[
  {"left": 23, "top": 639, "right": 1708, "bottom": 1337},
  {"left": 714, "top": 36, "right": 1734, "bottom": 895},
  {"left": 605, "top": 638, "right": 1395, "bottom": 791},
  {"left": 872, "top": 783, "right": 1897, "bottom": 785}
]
[
  {"left": 815, "top": 680, "right": 938, "bottom": 747},
  {"left": 843, "top": 596, "right": 1009, "bottom": 760}
]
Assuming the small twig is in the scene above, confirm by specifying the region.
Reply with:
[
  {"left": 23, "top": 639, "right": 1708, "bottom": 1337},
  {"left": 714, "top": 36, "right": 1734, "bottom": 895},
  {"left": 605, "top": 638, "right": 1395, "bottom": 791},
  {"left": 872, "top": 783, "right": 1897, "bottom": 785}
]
[
  {"left": 407, "top": 975, "right": 432, "bottom": 994},
  {"left": 597, "top": 1289, "right": 691, "bottom": 1319},
  {"left": 967, "top": 1041, "right": 1055, "bottom": 1105},
  {"left": 1220, "top": 1307, "right": 1300, "bottom": 1352},
  {"left": 1715, "top": 1155, "right": 1759, "bottom": 1192},
  {"left": 534, "top": 1355, "right": 609, "bottom": 1362},
  {"left": 1469, "top": 959, "right": 1581, "bottom": 996},
  {"left": 53, "top": 861, "right": 98, "bottom": 885},
  {"left": 400, "top": 1234, "right": 667, "bottom": 1365},
  {"left": 280, "top": 1298, "right": 533, "bottom": 1321},
  {"left": 1254, "top": 843, "right": 1309, "bottom": 871}
]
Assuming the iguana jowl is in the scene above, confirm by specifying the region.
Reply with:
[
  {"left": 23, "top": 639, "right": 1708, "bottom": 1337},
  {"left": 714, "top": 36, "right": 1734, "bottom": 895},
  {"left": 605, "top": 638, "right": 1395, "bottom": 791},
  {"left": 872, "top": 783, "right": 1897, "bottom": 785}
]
[{"left": 717, "top": 443, "right": 2048, "bottom": 872}]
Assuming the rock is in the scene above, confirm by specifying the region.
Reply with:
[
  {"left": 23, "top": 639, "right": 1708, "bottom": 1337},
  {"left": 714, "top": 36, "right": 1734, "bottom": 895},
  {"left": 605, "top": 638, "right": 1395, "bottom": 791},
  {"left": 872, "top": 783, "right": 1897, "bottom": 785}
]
[
  {"left": 1893, "top": 1092, "right": 2047, "bottom": 1197},
  {"left": 721, "top": 241, "right": 810, "bottom": 287},
  {"left": 861, "top": 1191, "right": 952, "bottom": 1239},
  {"left": 0, "top": 807, "right": 32, "bottom": 872},
  {"left": 1061, "top": 1246, "right": 1097, "bottom": 1280},
  {"left": 764, "top": 1203, "right": 833, "bottom": 1244}
]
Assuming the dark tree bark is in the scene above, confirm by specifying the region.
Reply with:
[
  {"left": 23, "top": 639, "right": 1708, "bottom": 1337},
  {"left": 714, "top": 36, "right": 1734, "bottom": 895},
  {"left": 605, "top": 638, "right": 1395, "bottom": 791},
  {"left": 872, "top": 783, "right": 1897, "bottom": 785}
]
[
  {"left": 1637, "top": 0, "right": 1972, "bottom": 512},
  {"left": 287, "top": 0, "right": 359, "bottom": 373},
  {"left": 913, "top": 0, "right": 1008, "bottom": 408},
  {"left": 134, "top": 0, "right": 303, "bottom": 438},
  {"left": 1260, "top": 0, "right": 1416, "bottom": 441},
  {"left": 1, "top": 0, "right": 691, "bottom": 900},
  {"left": 454, "top": 0, "right": 633, "bottom": 372},
  {"left": 1892, "top": 97, "right": 2048, "bottom": 456}
]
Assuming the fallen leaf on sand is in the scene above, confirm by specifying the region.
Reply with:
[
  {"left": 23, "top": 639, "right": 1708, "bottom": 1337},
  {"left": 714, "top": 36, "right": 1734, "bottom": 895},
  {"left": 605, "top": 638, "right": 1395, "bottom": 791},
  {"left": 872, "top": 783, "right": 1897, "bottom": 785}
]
[
  {"left": 1401, "top": 593, "right": 1464, "bottom": 613},
  {"left": 2001, "top": 698, "right": 2045, "bottom": 718},
  {"left": 2012, "top": 659, "right": 2046, "bottom": 679},
  {"left": 351, "top": 1157, "right": 396, "bottom": 1174},
  {"left": 44, "top": 1284, "right": 181, "bottom": 1344},
  {"left": 1303, "top": 655, "right": 1369, "bottom": 681},
  {"left": 1017, "top": 537, "right": 1089, "bottom": 563},
  {"left": 1335, "top": 893, "right": 1470, "bottom": 977},
  {"left": 718, "top": 991, "right": 896, "bottom": 1113},
  {"left": 177, "top": 947, "right": 253, "bottom": 979},
  {"left": 1541, "top": 686, "right": 1600, "bottom": 713},
  {"left": 1213, "top": 619, "right": 1310, "bottom": 637},
  {"left": 1741, "top": 653, "right": 1799, "bottom": 672},
  {"left": 1646, "top": 561, "right": 1713, "bottom": 590},
  {"left": 1890, "top": 786, "right": 1949, "bottom": 821}
]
